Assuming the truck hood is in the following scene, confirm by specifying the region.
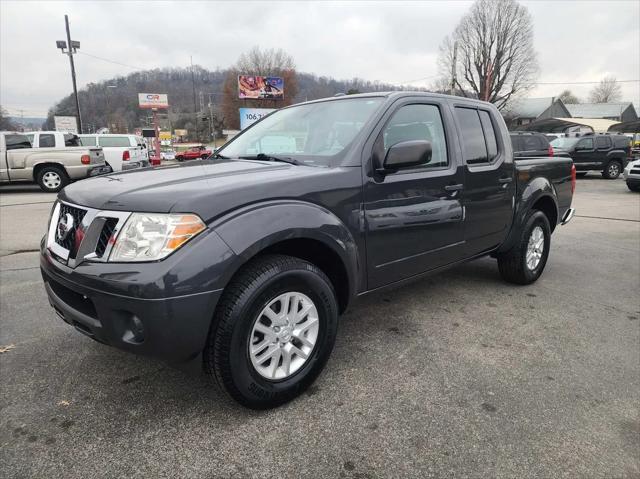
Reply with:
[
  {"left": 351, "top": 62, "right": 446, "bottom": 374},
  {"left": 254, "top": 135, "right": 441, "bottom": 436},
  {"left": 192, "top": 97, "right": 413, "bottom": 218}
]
[{"left": 59, "top": 159, "right": 334, "bottom": 222}]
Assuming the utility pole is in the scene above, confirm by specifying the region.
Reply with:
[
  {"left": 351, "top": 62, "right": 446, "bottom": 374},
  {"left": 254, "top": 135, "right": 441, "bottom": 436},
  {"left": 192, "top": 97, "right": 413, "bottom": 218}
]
[
  {"left": 449, "top": 41, "right": 458, "bottom": 97},
  {"left": 56, "top": 15, "right": 82, "bottom": 133},
  {"left": 191, "top": 56, "right": 198, "bottom": 142}
]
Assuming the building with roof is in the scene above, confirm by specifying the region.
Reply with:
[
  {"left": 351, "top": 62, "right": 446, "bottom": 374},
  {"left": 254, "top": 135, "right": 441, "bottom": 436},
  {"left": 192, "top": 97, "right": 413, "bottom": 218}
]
[
  {"left": 564, "top": 102, "right": 637, "bottom": 122},
  {"left": 502, "top": 97, "right": 570, "bottom": 128}
]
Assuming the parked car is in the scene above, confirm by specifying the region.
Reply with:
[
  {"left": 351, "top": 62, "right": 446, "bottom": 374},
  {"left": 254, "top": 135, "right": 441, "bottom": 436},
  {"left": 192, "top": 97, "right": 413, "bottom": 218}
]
[
  {"left": 0, "top": 131, "right": 108, "bottom": 192},
  {"left": 550, "top": 133, "right": 631, "bottom": 179},
  {"left": 25, "top": 131, "right": 82, "bottom": 148},
  {"left": 161, "top": 149, "right": 176, "bottom": 160},
  {"left": 623, "top": 159, "right": 640, "bottom": 191},
  {"left": 40, "top": 92, "right": 575, "bottom": 408},
  {"left": 79, "top": 134, "right": 149, "bottom": 172},
  {"left": 510, "top": 131, "right": 554, "bottom": 158},
  {"left": 176, "top": 145, "right": 212, "bottom": 161}
]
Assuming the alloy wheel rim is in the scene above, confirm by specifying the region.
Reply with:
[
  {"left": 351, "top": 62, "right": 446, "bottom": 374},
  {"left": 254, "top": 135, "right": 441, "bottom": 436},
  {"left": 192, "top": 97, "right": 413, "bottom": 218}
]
[
  {"left": 43, "top": 172, "right": 61, "bottom": 189},
  {"left": 526, "top": 226, "right": 545, "bottom": 270},
  {"left": 609, "top": 164, "right": 619, "bottom": 176},
  {"left": 249, "top": 292, "right": 319, "bottom": 380}
]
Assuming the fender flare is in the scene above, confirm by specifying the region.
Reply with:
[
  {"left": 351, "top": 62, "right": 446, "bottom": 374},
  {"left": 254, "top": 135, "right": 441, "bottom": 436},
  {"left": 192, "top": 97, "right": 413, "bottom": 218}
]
[
  {"left": 497, "top": 177, "right": 559, "bottom": 254},
  {"left": 211, "top": 199, "right": 360, "bottom": 303}
]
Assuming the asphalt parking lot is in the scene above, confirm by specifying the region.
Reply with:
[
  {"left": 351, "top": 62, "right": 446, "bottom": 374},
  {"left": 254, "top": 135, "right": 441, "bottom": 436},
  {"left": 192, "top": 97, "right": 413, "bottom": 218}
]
[{"left": 1, "top": 176, "right": 638, "bottom": 479}]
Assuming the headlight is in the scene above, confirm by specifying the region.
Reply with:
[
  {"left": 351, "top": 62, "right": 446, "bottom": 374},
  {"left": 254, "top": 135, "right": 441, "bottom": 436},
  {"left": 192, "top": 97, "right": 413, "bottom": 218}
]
[{"left": 109, "top": 213, "right": 206, "bottom": 262}]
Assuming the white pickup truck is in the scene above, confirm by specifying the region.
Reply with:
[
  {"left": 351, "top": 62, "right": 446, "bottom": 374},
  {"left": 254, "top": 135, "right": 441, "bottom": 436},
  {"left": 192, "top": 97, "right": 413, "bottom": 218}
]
[
  {"left": 0, "top": 131, "right": 108, "bottom": 192},
  {"left": 79, "top": 134, "right": 149, "bottom": 172}
]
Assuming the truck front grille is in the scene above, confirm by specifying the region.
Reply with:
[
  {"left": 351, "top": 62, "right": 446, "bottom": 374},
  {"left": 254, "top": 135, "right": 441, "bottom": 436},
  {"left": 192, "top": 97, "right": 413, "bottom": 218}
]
[
  {"left": 55, "top": 203, "right": 87, "bottom": 251},
  {"left": 95, "top": 218, "right": 119, "bottom": 258}
]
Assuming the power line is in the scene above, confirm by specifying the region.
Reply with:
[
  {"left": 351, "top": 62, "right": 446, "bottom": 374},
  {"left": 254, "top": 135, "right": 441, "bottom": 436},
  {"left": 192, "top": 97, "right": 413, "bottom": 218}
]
[
  {"left": 76, "top": 51, "right": 143, "bottom": 70},
  {"left": 526, "top": 79, "right": 639, "bottom": 85}
]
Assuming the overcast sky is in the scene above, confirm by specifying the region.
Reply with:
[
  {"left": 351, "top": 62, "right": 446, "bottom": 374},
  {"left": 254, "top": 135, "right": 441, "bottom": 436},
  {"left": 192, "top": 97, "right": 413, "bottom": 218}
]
[{"left": 1, "top": 0, "right": 638, "bottom": 117}]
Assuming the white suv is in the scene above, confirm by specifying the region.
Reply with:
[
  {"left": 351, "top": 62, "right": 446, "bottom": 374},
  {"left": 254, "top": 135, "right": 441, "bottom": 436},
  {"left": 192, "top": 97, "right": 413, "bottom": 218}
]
[
  {"left": 79, "top": 134, "right": 149, "bottom": 172},
  {"left": 623, "top": 158, "right": 640, "bottom": 192}
]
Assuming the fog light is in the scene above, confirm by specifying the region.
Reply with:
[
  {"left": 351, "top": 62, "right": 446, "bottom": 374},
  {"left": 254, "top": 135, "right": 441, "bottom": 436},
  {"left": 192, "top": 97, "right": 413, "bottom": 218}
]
[{"left": 122, "top": 315, "right": 145, "bottom": 344}]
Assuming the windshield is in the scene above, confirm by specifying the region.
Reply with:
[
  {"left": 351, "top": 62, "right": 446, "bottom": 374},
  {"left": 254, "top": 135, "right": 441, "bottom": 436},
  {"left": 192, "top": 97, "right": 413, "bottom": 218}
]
[
  {"left": 550, "top": 137, "right": 580, "bottom": 148},
  {"left": 218, "top": 97, "right": 384, "bottom": 166}
]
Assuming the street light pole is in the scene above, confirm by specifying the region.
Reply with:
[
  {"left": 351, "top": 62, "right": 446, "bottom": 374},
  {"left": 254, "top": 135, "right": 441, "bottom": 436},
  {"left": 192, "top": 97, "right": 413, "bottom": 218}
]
[{"left": 56, "top": 15, "right": 82, "bottom": 133}]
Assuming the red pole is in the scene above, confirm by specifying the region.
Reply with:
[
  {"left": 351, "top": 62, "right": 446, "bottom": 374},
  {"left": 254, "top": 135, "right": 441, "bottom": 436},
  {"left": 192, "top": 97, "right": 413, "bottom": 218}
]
[{"left": 153, "top": 108, "right": 160, "bottom": 161}]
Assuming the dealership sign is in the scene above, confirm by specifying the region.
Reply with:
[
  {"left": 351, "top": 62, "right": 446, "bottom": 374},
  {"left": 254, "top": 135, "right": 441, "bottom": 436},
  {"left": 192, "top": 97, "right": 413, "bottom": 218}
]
[
  {"left": 238, "top": 76, "right": 284, "bottom": 100},
  {"left": 138, "top": 93, "right": 169, "bottom": 109},
  {"left": 239, "top": 108, "right": 275, "bottom": 129},
  {"left": 54, "top": 116, "right": 78, "bottom": 133}
]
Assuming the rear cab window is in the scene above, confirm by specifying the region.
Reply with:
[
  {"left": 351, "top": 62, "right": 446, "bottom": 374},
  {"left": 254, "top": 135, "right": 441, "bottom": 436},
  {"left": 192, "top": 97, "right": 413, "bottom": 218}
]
[
  {"left": 79, "top": 136, "right": 97, "bottom": 146},
  {"left": 98, "top": 136, "right": 131, "bottom": 148}
]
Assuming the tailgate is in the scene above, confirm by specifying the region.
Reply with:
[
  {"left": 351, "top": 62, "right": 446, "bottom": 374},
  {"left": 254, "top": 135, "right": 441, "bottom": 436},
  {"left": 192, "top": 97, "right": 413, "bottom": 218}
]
[{"left": 88, "top": 147, "right": 105, "bottom": 165}]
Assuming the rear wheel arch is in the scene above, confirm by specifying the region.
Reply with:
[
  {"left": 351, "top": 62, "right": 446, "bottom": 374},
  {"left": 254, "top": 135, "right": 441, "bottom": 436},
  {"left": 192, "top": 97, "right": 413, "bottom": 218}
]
[
  {"left": 531, "top": 194, "right": 558, "bottom": 232},
  {"left": 32, "top": 161, "right": 67, "bottom": 181}
]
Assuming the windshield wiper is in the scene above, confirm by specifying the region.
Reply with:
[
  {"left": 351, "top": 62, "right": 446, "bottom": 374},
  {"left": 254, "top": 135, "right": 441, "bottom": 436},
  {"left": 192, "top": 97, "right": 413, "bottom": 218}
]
[{"left": 241, "top": 153, "right": 299, "bottom": 165}]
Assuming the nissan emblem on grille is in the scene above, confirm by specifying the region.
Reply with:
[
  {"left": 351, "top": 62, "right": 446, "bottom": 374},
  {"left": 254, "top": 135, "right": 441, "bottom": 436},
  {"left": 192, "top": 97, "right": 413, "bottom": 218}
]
[{"left": 56, "top": 213, "right": 75, "bottom": 241}]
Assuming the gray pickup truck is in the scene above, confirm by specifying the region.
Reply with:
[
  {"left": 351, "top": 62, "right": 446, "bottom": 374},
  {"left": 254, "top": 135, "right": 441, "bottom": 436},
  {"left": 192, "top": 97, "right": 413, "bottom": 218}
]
[
  {"left": 0, "top": 131, "right": 108, "bottom": 192},
  {"left": 40, "top": 92, "right": 575, "bottom": 409}
]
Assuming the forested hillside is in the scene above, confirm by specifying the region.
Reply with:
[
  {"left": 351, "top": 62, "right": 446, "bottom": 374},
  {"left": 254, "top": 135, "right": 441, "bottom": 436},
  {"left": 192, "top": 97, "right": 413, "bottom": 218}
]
[{"left": 43, "top": 66, "right": 423, "bottom": 138}]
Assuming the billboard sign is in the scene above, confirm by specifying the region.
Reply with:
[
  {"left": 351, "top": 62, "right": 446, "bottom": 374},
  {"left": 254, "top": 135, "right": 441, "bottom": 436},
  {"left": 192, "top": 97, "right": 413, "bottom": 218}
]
[
  {"left": 138, "top": 93, "right": 169, "bottom": 109},
  {"left": 239, "top": 108, "right": 275, "bottom": 129},
  {"left": 54, "top": 116, "right": 78, "bottom": 133},
  {"left": 174, "top": 129, "right": 187, "bottom": 137},
  {"left": 238, "top": 76, "right": 284, "bottom": 99}
]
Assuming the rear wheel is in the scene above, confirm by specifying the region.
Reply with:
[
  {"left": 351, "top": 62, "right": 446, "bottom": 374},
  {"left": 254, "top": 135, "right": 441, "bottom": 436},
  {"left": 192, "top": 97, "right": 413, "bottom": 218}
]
[
  {"left": 36, "top": 165, "right": 69, "bottom": 193},
  {"left": 204, "top": 254, "right": 339, "bottom": 409},
  {"left": 497, "top": 210, "right": 551, "bottom": 285},
  {"left": 176, "top": 156, "right": 185, "bottom": 162},
  {"left": 602, "top": 160, "right": 622, "bottom": 179}
]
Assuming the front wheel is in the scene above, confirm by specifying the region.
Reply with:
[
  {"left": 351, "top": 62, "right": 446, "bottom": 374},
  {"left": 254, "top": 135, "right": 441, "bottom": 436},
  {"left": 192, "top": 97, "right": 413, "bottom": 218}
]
[
  {"left": 204, "top": 254, "right": 339, "bottom": 409},
  {"left": 176, "top": 156, "right": 184, "bottom": 162},
  {"left": 602, "top": 160, "right": 622, "bottom": 179},
  {"left": 627, "top": 181, "right": 640, "bottom": 192},
  {"left": 497, "top": 210, "right": 551, "bottom": 285}
]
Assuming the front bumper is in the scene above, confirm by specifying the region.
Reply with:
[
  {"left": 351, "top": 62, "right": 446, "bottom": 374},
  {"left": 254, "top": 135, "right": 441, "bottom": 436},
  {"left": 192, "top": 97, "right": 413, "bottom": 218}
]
[{"left": 40, "top": 242, "right": 223, "bottom": 363}]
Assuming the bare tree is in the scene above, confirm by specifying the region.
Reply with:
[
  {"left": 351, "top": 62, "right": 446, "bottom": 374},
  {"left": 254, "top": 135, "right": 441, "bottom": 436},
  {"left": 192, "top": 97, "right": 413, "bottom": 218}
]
[
  {"left": 222, "top": 47, "right": 298, "bottom": 130},
  {"left": 588, "top": 76, "right": 622, "bottom": 103},
  {"left": 438, "top": 0, "right": 539, "bottom": 109},
  {"left": 557, "top": 89, "right": 580, "bottom": 104},
  {"left": 0, "top": 106, "right": 17, "bottom": 130}
]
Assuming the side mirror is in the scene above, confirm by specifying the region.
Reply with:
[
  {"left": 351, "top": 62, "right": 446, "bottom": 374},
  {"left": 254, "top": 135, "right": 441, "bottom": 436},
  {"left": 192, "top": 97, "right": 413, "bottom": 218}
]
[{"left": 382, "top": 140, "right": 432, "bottom": 171}]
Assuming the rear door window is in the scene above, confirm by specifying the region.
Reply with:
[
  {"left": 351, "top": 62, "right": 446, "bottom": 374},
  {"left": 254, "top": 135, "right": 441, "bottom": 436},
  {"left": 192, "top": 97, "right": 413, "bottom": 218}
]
[
  {"left": 98, "top": 136, "right": 131, "bottom": 147},
  {"left": 478, "top": 110, "right": 498, "bottom": 161},
  {"left": 39, "top": 134, "right": 56, "bottom": 148},
  {"left": 595, "top": 136, "right": 611, "bottom": 149},
  {"left": 455, "top": 107, "right": 487, "bottom": 164}
]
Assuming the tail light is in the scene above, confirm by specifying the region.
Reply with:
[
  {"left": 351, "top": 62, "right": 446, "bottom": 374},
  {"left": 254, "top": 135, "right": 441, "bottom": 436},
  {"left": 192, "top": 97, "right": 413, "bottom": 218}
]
[
  {"left": 571, "top": 164, "right": 576, "bottom": 194},
  {"left": 81, "top": 154, "right": 90, "bottom": 165},
  {"left": 548, "top": 145, "right": 554, "bottom": 157},
  {"left": 122, "top": 150, "right": 130, "bottom": 161}
]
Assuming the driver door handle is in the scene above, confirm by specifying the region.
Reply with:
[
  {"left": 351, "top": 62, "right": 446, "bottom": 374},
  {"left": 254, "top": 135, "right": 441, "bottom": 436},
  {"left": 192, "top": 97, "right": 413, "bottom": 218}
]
[
  {"left": 498, "top": 177, "right": 513, "bottom": 184},
  {"left": 444, "top": 184, "right": 463, "bottom": 192}
]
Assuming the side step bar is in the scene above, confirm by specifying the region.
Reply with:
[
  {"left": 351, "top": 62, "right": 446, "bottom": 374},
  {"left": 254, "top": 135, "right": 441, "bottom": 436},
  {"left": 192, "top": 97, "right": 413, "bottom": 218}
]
[{"left": 561, "top": 208, "right": 575, "bottom": 225}]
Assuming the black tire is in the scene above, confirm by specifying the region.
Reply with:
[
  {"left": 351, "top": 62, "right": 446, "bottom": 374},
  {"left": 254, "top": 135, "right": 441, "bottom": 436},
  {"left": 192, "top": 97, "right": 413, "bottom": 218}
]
[
  {"left": 35, "top": 165, "right": 69, "bottom": 193},
  {"left": 627, "top": 181, "right": 640, "bottom": 192},
  {"left": 176, "top": 156, "right": 184, "bottom": 162},
  {"left": 602, "top": 160, "right": 622, "bottom": 179},
  {"left": 497, "top": 210, "right": 551, "bottom": 285},
  {"left": 200, "top": 154, "right": 209, "bottom": 159},
  {"left": 204, "top": 254, "right": 339, "bottom": 409},
  {"left": 576, "top": 172, "right": 588, "bottom": 178}
]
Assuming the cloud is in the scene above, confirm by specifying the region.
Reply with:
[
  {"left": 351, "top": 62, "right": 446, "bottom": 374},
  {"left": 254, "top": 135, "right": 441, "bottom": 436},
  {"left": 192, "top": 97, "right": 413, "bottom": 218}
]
[{"left": 1, "top": 0, "right": 638, "bottom": 117}]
